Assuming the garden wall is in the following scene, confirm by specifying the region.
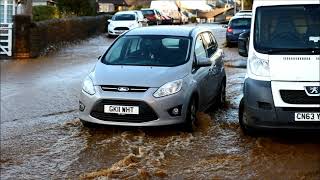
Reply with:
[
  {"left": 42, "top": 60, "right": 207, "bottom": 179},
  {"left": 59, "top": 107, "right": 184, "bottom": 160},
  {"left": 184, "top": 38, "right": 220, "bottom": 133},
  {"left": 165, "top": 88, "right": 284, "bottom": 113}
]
[{"left": 14, "top": 15, "right": 110, "bottom": 58}]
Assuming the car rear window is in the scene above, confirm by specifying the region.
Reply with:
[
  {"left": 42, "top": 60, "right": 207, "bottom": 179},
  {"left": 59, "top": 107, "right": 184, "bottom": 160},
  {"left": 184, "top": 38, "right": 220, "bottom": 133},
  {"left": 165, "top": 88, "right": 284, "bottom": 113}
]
[{"left": 230, "top": 18, "right": 251, "bottom": 29}]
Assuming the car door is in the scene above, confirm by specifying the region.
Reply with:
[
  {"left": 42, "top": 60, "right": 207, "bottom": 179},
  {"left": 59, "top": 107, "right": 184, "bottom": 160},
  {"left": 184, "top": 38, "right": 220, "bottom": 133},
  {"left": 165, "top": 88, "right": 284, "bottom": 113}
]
[
  {"left": 194, "top": 33, "right": 211, "bottom": 109},
  {"left": 202, "top": 32, "right": 224, "bottom": 101}
]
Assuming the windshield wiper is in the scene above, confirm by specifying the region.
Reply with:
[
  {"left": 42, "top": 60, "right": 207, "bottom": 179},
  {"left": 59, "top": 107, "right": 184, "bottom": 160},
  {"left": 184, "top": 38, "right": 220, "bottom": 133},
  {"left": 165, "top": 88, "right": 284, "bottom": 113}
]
[{"left": 268, "top": 48, "right": 320, "bottom": 54}]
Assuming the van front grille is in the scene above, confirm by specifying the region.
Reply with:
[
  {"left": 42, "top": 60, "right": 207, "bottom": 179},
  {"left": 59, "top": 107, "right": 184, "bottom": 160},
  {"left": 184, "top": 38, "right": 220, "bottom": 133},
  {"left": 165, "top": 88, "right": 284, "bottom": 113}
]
[{"left": 280, "top": 90, "right": 320, "bottom": 104}]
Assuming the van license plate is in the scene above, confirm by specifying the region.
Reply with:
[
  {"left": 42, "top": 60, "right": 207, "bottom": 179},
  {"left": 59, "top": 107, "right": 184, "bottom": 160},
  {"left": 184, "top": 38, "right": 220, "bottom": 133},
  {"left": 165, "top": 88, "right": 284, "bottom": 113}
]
[
  {"left": 104, "top": 105, "right": 139, "bottom": 115},
  {"left": 295, "top": 112, "right": 320, "bottom": 121}
]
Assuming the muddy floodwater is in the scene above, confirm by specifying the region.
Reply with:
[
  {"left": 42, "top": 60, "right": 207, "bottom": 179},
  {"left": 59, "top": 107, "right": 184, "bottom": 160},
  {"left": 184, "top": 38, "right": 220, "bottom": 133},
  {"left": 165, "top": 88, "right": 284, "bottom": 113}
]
[{"left": 1, "top": 25, "right": 319, "bottom": 179}]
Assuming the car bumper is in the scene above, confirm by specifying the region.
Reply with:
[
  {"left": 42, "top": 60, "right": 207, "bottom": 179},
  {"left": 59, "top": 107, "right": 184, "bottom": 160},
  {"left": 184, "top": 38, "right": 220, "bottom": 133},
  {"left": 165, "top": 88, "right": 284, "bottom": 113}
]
[
  {"left": 226, "top": 33, "right": 239, "bottom": 43},
  {"left": 243, "top": 78, "right": 320, "bottom": 130},
  {"left": 79, "top": 86, "right": 190, "bottom": 126}
]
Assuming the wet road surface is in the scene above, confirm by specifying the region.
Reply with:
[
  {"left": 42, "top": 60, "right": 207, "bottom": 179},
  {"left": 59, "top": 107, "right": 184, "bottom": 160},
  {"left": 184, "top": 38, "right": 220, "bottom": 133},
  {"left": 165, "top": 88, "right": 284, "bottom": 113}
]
[{"left": 1, "top": 24, "right": 319, "bottom": 179}]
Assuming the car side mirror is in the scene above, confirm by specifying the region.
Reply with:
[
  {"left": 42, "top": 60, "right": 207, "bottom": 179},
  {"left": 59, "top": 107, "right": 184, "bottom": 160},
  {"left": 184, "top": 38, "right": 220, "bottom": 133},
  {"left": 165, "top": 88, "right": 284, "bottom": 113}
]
[
  {"left": 222, "top": 24, "right": 228, "bottom": 28},
  {"left": 196, "top": 56, "right": 212, "bottom": 67},
  {"left": 238, "top": 31, "right": 250, "bottom": 57},
  {"left": 107, "top": 19, "right": 112, "bottom": 23}
]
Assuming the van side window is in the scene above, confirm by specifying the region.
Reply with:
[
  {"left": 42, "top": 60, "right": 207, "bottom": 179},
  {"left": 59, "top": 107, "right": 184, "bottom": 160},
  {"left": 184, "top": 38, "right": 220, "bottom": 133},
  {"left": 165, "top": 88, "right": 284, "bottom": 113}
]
[
  {"left": 195, "top": 34, "right": 207, "bottom": 59},
  {"left": 202, "top": 32, "right": 216, "bottom": 57}
]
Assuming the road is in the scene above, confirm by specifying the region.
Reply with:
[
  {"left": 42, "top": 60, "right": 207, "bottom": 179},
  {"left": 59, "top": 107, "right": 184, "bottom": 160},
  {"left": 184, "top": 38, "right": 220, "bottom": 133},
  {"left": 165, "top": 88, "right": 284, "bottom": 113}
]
[{"left": 1, "top": 24, "right": 319, "bottom": 179}]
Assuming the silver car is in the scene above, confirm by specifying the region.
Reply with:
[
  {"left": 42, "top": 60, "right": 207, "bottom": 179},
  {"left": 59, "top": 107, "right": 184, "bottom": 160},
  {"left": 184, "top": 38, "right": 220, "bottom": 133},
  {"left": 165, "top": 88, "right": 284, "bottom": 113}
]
[{"left": 79, "top": 26, "right": 226, "bottom": 131}]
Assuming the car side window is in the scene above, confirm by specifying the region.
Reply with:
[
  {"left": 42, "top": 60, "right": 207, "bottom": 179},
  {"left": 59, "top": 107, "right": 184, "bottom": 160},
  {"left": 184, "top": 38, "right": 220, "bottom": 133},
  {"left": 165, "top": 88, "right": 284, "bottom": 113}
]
[
  {"left": 195, "top": 34, "right": 207, "bottom": 59},
  {"left": 202, "top": 32, "right": 216, "bottom": 57}
]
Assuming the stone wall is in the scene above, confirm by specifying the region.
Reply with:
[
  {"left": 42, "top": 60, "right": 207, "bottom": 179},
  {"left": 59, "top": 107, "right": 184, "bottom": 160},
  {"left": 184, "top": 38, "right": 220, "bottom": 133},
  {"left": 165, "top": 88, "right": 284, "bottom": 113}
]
[{"left": 14, "top": 15, "right": 110, "bottom": 58}]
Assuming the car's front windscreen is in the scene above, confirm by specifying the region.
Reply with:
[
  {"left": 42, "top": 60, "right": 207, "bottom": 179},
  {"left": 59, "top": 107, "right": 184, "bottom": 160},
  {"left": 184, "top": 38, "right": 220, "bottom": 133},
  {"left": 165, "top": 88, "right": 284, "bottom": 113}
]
[
  {"left": 103, "top": 35, "right": 190, "bottom": 67},
  {"left": 254, "top": 5, "right": 320, "bottom": 54},
  {"left": 112, "top": 14, "right": 136, "bottom": 21},
  {"left": 230, "top": 18, "right": 251, "bottom": 29}
]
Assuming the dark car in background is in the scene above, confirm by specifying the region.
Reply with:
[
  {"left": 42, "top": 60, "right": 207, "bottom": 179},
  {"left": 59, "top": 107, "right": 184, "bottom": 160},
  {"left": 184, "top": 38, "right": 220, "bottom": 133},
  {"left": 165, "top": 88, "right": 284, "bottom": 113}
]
[
  {"left": 226, "top": 15, "right": 252, "bottom": 46},
  {"left": 141, "top": 8, "right": 162, "bottom": 25}
]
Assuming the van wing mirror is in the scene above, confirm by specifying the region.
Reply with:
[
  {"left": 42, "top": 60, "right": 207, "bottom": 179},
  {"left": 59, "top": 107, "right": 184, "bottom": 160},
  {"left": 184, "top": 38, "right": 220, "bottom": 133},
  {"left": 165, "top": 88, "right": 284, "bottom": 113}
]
[
  {"left": 107, "top": 19, "right": 112, "bottom": 23},
  {"left": 238, "top": 31, "right": 250, "bottom": 57}
]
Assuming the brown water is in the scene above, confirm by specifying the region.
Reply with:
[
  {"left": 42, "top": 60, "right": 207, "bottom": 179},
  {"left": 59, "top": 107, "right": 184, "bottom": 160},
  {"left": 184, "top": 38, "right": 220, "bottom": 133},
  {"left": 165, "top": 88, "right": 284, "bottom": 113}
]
[{"left": 1, "top": 28, "right": 319, "bottom": 179}]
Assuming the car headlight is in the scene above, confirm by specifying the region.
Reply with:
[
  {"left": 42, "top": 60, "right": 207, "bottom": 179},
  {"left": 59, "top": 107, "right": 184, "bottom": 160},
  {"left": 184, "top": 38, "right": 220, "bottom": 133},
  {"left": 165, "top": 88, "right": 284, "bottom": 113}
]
[
  {"left": 82, "top": 76, "right": 95, "bottom": 95},
  {"left": 108, "top": 23, "right": 114, "bottom": 28},
  {"left": 154, "top": 79, "right": 183, "bottom": 98},
  {"left": 249, "top": 53, "right": 270, "bottom": 77}
]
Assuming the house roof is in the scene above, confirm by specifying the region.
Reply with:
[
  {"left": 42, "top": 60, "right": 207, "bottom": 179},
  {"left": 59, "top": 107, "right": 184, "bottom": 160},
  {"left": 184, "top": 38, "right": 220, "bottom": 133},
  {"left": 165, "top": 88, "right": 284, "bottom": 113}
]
[
  {"left": 198, "top": 7, "right": 234, "bottom": 18},
  {"left": 98, "top": 0, "right": 129, "bottom": 6},
  {"left": 98, "top": 0, "right": 151, "bottom": 6}
]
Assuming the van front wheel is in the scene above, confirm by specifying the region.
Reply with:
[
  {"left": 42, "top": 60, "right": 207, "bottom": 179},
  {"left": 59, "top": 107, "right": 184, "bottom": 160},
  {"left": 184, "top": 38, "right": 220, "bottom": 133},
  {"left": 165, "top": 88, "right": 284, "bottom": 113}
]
[{"left": 239, "top": 99, "right": 256, "bottom": 136}]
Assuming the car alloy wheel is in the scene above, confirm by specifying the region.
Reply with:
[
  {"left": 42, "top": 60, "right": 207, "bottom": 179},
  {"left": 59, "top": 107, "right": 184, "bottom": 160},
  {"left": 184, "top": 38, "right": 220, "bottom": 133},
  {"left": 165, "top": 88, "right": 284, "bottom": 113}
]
[{"left": 184, "top": 98, "right": 197, "bottom": 132}]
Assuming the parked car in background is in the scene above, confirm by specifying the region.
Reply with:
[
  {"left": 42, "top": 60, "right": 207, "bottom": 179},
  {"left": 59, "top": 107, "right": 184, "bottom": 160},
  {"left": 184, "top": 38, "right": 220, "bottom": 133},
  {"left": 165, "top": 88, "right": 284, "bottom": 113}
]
[
  {"left": 159, "top": 11, "right": 173, "bottom": 25},
  {"left": 226, "top": 14, "right": 252, "bottom": 46},
  {"left": 79, "top": 26, "right": 226, "bottom": 132},
  {"left": 238, "top": 0, "right": 320, "bottom": 135},
  {"left": 107, "top": 11, "right": 147, "bottom": 37},
  {"left": 150, "top": 0, "right": 182, "bottom": 24},
  {"left": 181, "top": 12, "right": 189, "bottom": 24},
  {"left": 235, "top": 10, "right": 252, "bottom": 16},
  {"left": 141, "top": 8, "right": 162, "bottom": 25}
]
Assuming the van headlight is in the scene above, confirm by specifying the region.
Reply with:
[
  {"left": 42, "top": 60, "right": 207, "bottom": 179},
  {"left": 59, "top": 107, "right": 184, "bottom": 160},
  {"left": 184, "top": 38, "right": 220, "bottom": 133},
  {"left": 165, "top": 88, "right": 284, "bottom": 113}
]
[
  {"left": 154, "top": 79, "right": 183, "bottom": 98},
  {"left": 82, "top": 76, "right": 95, "bottom": 95},
  {"left": 249, "top": 54, "right": 270, "bottom": 77}
]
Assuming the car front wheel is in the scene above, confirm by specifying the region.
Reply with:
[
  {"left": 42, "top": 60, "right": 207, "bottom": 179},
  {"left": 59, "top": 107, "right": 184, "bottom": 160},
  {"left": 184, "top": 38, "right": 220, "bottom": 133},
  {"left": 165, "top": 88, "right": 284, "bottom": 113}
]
[{"left": 183, "top": 98, "right": 198, "bottom": 132}]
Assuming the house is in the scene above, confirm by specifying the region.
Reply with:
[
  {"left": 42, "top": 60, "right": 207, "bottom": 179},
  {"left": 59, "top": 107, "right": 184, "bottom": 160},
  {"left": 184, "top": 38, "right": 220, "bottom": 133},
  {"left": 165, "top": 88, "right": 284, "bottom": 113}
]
[
  {"left": 198, "top": 7, "right": 234, "bottom": 23},
  {"left": 98, "top": 0, "right": 151, "bottom": 13}
]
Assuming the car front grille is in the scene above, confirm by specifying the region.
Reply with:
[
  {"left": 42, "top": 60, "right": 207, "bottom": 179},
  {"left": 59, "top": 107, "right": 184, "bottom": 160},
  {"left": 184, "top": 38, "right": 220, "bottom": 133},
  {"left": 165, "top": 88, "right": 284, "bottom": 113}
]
[
  {"left": 114, "top": 27, "right": 129, "bottom": 30},
  {"left": 90, "top": 100, "right": 158, "bottom": 123},
  {"left": 280, "top": 90, "right": 320, "bottom": 104},
  {"left": 101, "top": 85, "right": 148, "bottom": 92}
]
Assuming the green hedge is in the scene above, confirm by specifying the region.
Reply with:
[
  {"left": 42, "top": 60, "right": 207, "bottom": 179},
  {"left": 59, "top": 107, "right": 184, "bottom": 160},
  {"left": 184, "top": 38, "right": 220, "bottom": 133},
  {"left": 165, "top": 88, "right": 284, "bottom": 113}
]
[{"left": 33, "top": 6, "right": 59, "bottom": 21}]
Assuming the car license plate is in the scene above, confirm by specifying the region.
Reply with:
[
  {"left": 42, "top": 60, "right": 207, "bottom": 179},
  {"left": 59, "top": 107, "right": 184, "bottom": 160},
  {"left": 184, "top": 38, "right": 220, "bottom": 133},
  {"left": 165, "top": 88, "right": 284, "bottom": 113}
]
[
  {"left": 295, "top": 112, "right": 320, "bottom": 121},
  {"left": 104, "top": 105, "right": 139, "bottom": 115}
]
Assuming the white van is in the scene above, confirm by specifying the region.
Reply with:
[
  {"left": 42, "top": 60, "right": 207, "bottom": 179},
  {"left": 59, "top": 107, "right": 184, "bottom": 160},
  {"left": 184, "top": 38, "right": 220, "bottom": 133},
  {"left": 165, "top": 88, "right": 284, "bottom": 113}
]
[{"left": 238, "top": 0, "right": 320, "bottom": 134}]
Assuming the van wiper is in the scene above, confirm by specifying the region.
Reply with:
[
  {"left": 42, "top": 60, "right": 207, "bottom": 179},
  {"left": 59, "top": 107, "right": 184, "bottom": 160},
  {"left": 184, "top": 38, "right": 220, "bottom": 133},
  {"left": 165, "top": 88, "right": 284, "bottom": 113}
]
[{"left": 268, "top": 48, "right": 320, "bottom": 54}]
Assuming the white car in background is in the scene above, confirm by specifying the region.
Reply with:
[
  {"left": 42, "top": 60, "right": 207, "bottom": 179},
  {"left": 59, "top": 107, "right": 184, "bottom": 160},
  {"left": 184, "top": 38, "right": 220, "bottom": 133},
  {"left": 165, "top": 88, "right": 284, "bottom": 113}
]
[{"left": 107, "top": 11, "right": 148, "bottom": 37}]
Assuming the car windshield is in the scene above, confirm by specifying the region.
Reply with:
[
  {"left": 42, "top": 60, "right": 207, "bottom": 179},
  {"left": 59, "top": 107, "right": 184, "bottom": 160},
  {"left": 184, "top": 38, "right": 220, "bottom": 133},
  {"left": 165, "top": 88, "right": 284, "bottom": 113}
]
[
  {"left": 254, "top": 5, "right": 320, "bottom": 54},
  {"left": 103, "top": 35, "right": 190, "bottom": 67},
  {"left": 230, "top": 18, "right": 251, "bottom": 29},
  {"left": 141, "top": 10, "right": 154, "bottom": 15},
  {"left": 112, "top": 14, "right": 135, "bottom": 21}
]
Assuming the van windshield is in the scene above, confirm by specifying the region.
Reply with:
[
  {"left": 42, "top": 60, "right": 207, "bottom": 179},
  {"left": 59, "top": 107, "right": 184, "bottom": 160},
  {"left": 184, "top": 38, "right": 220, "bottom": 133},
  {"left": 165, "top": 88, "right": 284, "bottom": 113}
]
[
  {"left": 103, "top": 35, "right": 190, "bottom": 67},
  {"left": 254, "top": 5, "right": 320, "bottom": 54}
]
